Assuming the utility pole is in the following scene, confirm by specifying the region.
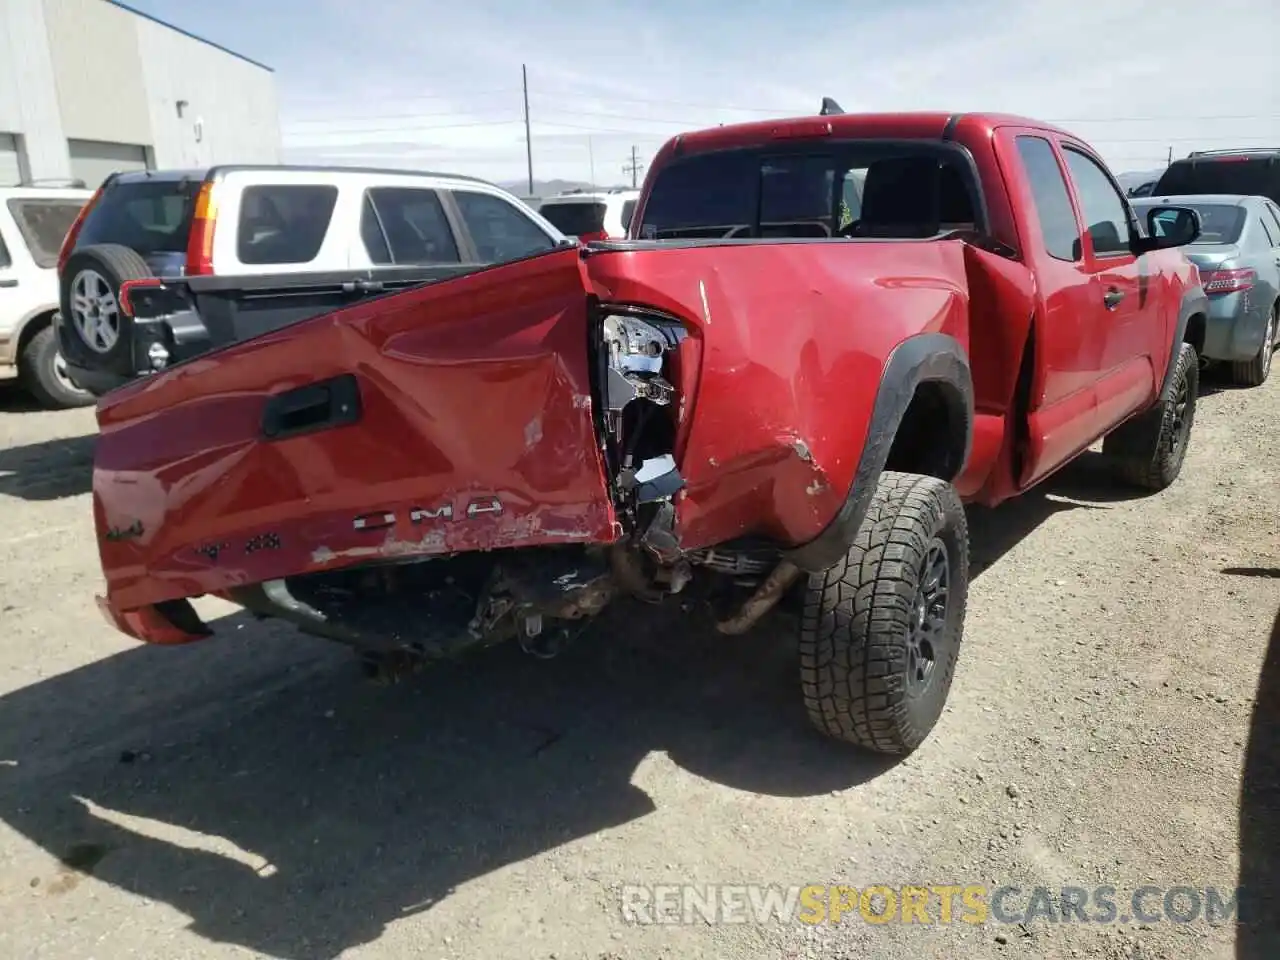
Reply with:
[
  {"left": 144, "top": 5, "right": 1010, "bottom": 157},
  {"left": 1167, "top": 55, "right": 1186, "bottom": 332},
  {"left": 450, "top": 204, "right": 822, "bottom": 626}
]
[
  {"left": 522, "top": 64, "right": 533, "bottom": 196},
  {"left": 588, "top": 136, "right": 596, "bottom": 187},
  {"left": 1166, "top": 145, "right": 1173, "bottom": 165},
  {"left": 623, "top": 145, "right": 644, "bottom": 188}
]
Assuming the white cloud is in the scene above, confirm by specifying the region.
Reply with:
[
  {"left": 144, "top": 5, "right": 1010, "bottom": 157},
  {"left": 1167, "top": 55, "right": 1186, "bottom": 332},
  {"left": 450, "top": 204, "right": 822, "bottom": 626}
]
[{"left": 128, "top": 0, "right": 1280, "bottom": 184}]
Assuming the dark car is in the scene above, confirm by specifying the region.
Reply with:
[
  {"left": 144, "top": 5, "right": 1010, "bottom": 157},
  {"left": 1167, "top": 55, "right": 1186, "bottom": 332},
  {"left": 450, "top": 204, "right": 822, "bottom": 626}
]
[{"left": 1152, "top": 149, "right": 1280, "bottom": 207}]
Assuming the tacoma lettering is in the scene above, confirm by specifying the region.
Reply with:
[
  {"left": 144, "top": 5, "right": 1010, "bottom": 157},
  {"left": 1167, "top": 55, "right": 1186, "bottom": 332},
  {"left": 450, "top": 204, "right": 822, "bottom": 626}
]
[{"left": 354, "top": 497, "right": 503, "bottom": 531}]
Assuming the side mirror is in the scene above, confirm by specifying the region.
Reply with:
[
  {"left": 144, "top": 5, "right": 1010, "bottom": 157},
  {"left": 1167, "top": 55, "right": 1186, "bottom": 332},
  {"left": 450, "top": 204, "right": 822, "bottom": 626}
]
[{"left": 1133, "top": 205, "right": 1202, "bottom": 254}]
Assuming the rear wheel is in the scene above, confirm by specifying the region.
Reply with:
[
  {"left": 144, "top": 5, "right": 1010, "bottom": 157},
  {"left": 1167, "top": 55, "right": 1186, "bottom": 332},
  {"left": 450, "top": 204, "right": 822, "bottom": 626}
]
[
  {"left": 60, "top": 244, "right": 153, "bottom": 365},
  {"left": 1230, "top": 304, "right": 1276, "bottom": 387},
  {"left": 18, "top": 325, "right": 94, "bottom": 409},
  {"left": 799, "top": 471, "right": 969, "bottom": 755}
]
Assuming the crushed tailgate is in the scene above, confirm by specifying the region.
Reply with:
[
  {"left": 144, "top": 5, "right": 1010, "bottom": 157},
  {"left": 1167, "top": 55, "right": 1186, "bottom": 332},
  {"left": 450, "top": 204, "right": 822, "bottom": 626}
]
[{"left": 94, "top": 247, "right": 618, "bottom": 614}]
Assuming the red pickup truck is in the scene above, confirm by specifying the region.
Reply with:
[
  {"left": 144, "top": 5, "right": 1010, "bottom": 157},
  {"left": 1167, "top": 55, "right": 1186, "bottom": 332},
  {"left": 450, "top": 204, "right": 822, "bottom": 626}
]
[{"left": 90, "top": 108, "right": 1208, "bottom": 756}]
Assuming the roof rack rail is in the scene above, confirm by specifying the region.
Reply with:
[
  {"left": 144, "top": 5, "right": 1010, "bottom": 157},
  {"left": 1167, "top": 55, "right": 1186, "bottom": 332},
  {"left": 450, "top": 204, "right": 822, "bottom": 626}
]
[
  {"left": 1185, "top": 147, "right": 1280, "bottom": 159},
  {"left": 5, "top": 177, "right": 89, "bottom": 189},
  {"left": 819, "top": 97, "right": 845, "bottom": 116}
]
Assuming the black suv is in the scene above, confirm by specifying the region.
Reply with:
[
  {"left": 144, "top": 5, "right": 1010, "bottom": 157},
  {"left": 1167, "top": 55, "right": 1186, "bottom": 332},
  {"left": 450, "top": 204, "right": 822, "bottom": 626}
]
[{"left": 1153, "top": 148, "right": 1280, "bottom": 206}]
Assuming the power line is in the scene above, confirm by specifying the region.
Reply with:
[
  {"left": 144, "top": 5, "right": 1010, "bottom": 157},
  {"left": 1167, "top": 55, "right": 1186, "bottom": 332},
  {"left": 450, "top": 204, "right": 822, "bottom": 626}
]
[{"left": 282, "top": 86, "right": 521, "bottom": 106}]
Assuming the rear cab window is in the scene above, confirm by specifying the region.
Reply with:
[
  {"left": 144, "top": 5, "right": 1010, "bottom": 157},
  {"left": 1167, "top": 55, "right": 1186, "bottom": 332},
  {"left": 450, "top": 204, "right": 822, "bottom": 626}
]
[
  {"left": 539, "top": 200, "right": 607, "bottom": 236},
  {"left": 76, "top": 177, "right": 200, "bottom": 257},
  {"left": 637, "top": 141, "right": 983, "bottom": 241},
  {"left": 236, "top": 183, "right": 339, "bottom": 265},
  {"left": 6, "top": 198, "right": 87, "bottom": 268}
]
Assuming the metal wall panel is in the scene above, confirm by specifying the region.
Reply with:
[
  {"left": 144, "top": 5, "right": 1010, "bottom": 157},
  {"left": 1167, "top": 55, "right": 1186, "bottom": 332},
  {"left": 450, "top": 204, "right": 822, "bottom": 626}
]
[
  {"left": 0, "top": 0, "right": 71, "bottom": 179},
  {"left": 135, "top": 17, "right": 280, "bottom": 167},
  {"left": 42, "top": 0, "right": 152, "bottom": 146},
  {"left": 67, "top": 139, "right": 148, "bottom": 190},
  {"left": 0, "top": 133, "right": 22, "bottom": 186}
]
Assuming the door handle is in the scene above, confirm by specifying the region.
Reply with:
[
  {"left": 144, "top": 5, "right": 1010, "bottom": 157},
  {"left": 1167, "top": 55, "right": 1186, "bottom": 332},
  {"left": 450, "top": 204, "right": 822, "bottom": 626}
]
[
  {"left": 0, "top": 278, "right": 18, "bottom": 288},
  {"left": 261, "top": 374, "right": 362, "bottom": 440},
  {"left": 1103, "top": 288, "right": 1125, "bottom": 309}
]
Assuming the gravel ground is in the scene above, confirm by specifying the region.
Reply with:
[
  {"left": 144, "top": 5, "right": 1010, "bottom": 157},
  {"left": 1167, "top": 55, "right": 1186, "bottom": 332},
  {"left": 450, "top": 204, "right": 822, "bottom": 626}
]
[{"left": 0, "top": 369, "right": 1276, "bottom": 960}]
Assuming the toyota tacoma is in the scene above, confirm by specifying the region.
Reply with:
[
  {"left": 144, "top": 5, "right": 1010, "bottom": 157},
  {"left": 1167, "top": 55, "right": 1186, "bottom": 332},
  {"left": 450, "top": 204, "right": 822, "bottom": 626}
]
[{"left": 89, "top": 105, "right": 1209, "bottom": 755}]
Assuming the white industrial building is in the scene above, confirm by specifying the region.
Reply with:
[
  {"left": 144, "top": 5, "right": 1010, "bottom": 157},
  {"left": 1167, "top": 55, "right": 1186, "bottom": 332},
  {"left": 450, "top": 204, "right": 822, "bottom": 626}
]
[{"left": 0, "top": 0, "right": 281, "bottom": 187}]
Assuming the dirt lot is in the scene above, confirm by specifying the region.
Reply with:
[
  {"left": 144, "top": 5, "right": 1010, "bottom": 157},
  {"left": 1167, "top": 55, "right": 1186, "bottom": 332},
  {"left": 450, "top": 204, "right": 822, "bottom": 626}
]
[{"left": 0, "top": 371, "right": 1276, "bottom": 960}]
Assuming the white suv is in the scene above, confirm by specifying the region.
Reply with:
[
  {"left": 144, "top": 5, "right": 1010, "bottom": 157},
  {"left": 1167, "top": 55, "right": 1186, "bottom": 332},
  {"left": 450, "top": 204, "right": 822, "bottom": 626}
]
[
  {"left": 0, "top": 183, "right": 94, "bottom": 408},
  {"left": 538, "top": 188, "right": 640, "bottom": 240},
  {"left": 53, "top": 165, "right": 570, "bottom": 396}
]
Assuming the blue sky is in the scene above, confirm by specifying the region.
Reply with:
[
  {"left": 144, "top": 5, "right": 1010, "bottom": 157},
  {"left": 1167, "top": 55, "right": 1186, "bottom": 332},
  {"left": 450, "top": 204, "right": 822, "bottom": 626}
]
[{"left": 124, "top": 0, "right": 1279, "bottom": 185}]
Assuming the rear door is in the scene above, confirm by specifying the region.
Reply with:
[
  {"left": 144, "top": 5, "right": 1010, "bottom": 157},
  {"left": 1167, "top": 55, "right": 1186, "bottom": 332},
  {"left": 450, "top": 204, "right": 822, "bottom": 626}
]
[
  {"left": 357, "top": 185, "right": 482, "bottom": 287},
  {"left": 447, "top": 188, "right": 560, "bottom": 263},
  {"left": 1058, "top": 143, "right": 1161, "bottom": 431}
]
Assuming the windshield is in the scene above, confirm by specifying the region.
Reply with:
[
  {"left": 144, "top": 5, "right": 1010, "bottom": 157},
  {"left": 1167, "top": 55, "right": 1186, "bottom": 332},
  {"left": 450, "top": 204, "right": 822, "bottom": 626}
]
[
  {"left": 538, "top": 201, "right": 607, "bottom": 236},
  {"left": 1135, "top": 202, "right": 1247, "bottom": 244},
  {"left": 76, "top": 178, "right": 200, "bottom": 256}
]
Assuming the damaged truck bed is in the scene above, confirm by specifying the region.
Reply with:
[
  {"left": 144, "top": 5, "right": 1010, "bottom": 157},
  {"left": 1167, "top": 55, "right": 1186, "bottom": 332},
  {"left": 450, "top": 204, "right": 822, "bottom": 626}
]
[{"left": 90, "top": 108, "right": 1208, "bottom": 755}]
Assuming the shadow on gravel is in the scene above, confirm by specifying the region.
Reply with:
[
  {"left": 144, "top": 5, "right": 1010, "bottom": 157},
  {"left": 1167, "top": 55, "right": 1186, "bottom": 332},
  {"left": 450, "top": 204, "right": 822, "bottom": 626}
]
[
  {"left": 0, "top": 381, "right": 42, "bottom": 412},
  {"left": 1222, "top": 568, "right": 1280, "bottom": 580},
  {"left": 1238, "top": 603, "right": 1280, "bottom": 959},
  {"left": 0, "top": 454, "right": 1120, "bottom": 959},
  {"left": 0, "top": 433, "right": 96, "bottom": 501}
]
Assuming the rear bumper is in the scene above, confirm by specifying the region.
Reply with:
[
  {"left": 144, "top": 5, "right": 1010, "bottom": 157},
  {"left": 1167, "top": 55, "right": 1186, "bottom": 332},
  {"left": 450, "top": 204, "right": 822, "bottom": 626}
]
[
  {"left": 1201, "top": 293, "right": 1270, "bottom": 362},
  {"left": 96, "top": 594, "right": 211, "bottom": 645}
]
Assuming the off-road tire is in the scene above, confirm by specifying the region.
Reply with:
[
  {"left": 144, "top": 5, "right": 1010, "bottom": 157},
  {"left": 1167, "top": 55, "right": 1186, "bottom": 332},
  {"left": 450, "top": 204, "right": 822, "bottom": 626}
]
[
  {"left": 59, "top": 243, "right": 153, "bottom": 365},
  {"left": 799, "top": 471, "right": 969, "bottom": 755},
  {"left": 18, "top": 325, "right": 94, "bottom": 409},
  {"left": 1230, "top": 303, "right": 1277, "bottom": 387},
  {"left": 1103, "top": 341, "right": 1198, "bottom": 491}
]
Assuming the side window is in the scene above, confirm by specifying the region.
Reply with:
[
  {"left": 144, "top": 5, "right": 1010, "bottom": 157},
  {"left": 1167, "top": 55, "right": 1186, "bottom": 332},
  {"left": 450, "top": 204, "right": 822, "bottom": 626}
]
[
  {"left": 236, "top": 184, "right": 339, "bottom": 265},
  {"left": 364, "top": 187, "right": 459, "bottom": 265},
  {"left": 1061, "top": 147, "right": 1133, "bottom": 258},
  {"left": 359, "top": 194, "right": 392, "bottom": 265},
  {"left": 0, "top": 230, "right": 10, "bottom": 268},
  {"left": 452, "top": 190, "right": 555, "bottom": 263},
  {"left": 1259, "top": 214, "right": 1276, "bottom": 248},
  {"left": 1265, "top": 203, "right": 1280, "bottom": 244},
  {"left": 7, "top": 200, "right": 86, "bottom": 268},
  {"left": 1014, "top": 135, "right": 1082, "bottom": 261}
]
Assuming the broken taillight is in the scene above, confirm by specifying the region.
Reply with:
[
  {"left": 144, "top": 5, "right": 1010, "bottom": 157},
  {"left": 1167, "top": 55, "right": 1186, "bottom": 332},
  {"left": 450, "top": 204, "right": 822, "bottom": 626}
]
[{"left": 593, "top": 307, "right": 690, "bottom": 526}]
